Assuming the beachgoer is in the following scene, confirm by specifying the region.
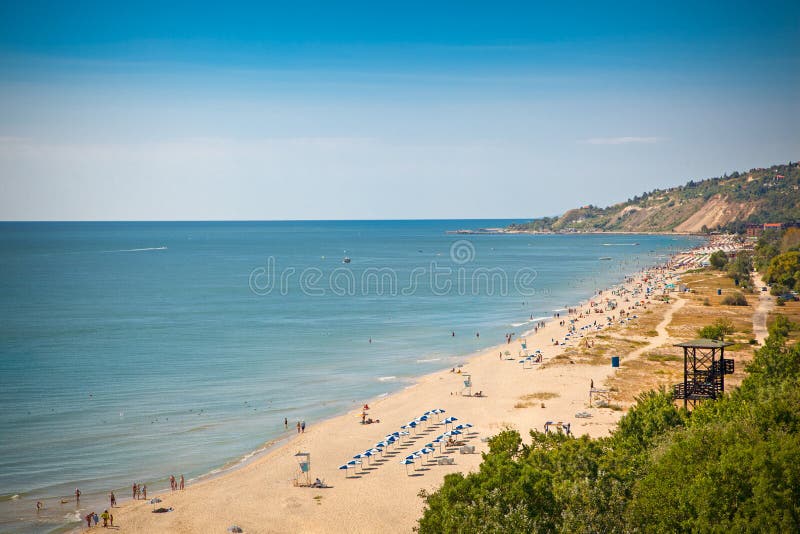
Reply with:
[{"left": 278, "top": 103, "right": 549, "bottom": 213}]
[
  {"left": 296, "top": 421, "right": 301, "bottom": 433},
  {"left": 142, "top": 484, "right": 147, "bottom": 500},
  {"left": 476, "top": 332, "right": 479, "bottom": 338},
  {"left": 85, "top": 513, "right": 93, "bottom": 527},
  {"left": 36, "top": 501, "right": 43, "bottom": 512},
  {"left": 180, "top": 475, "right": 184, "bottom": 490},
  {"left": 110, "top": 513, "right": 114, "bottom": 526},
  {"left": 132, "top": 482, "right": 137, "bottom": 500},
  {"left": 284, "top": 417, "right": 288, "bottom": 430},
  {"left": 301, "top": 420, "right": 306, "bottom": 433},
  {"left": 101, "top": 510, "right": 110, "bottom": 527},
  {"left": 590, "top": 379, "right": 594, "bottom": 390},
  {"left": 451, "top": 331, "right": 455, "bottom": 337},
  {"left": 170, "top": 475, "right": 175, "bottom": 491},
  {"left": 75, "top": 488, "right": 81, "bottom": 502},
  {"left": 92, "top": 512, "right": 99, "bottom": 526},
  {"left": 110, "top": 491, "right": 116, "bottom": 507}
]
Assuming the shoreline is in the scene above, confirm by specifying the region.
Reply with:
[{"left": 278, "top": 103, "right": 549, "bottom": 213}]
[{"left": 96, "top": 235, "right": 722, "bottom": 533}]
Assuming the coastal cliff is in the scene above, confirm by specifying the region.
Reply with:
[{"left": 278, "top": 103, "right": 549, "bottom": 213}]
[{"left": 510, "top": 162, "right": 800, "bottom": 234}]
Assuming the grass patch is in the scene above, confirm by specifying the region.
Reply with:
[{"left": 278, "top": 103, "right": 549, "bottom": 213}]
[
  {"left": 520, "top": 392, "right": 559, "bottom": 401},
  {"left": 645, "top": 353, "right": 682, "bottom": 362},
  {"left": 515, "top": 392, "right": 559, "bottom": 408}
]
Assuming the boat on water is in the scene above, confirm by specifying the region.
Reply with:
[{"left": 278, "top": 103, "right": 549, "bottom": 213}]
[
  {"left": 343, "top": 257, "right": 351, "bottom": 264},
  {"left": 599, "top": 257, "right": 613, "bottom": 260}
]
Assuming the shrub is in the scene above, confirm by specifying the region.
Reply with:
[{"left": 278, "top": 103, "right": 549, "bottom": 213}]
[
  {"left": 721, "top": 292, "right": 748, "bottom": 306},
  {"left": 771, "top": 283, "right": 790, "bottom": 297}
]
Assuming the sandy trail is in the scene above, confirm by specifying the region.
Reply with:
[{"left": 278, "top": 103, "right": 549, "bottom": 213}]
[
  {"left": 626, "top": 298, "right": 686, "bottom": 360},
  {"left": 751, "top": 272, "right": 773, "bottom": 344}
]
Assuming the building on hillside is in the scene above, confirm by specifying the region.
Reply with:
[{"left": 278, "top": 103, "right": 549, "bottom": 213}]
[
  {"left": 763, "top": 222, "right": 784, "bottom": 231},
  {"left": 745, "top": 224, "right": 762, "bottom": 238}
]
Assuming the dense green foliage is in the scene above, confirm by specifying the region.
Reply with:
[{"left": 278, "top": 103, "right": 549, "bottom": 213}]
[
  {"left": 709, "top": 250, "right": 728, "bottom": 269},
  {"left": 508, "top": 163, "right": 800, "bottom": 233},
  {"left": 417, "top": 320, "right": 800, "bottom": 533},
  {"left": 766, "top": 251, "right": 800, "bottom": 292},
  {"left": 725, "top": 251, "right": 753, "bottom": 290},
  {"left": 754, "top": 229, "right": 783, "bottom": 272}
]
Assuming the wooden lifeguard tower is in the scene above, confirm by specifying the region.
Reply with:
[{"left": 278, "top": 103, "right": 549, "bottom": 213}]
[{"left": 672, "top": 339, "right": 734, "bottom": 409}]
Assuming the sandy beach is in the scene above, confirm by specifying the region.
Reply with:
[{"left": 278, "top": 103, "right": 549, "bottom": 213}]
[{"left": 94, "top": 247, "right": 709, "bottom": 534}]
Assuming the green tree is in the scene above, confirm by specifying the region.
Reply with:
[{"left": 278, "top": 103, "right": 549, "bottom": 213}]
[
  {"left": 709, "top": 250, "right": 728, "bottom": 269},
  {"left": 697, "top": 318, "right": 735, "bottom": 340},
  {"left": 766, "top": 251, "right": 800, "bottom": 291}
]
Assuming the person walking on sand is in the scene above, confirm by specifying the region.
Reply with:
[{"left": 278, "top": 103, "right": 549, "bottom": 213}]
[
  {"left": 101, "top": 509, "right": 110, "bottom": 527},
  {"left": 85, "top": 512, "right": 93, "bottom": 528},
  {"left": 180, "top": 475, "right": 184, "bottom": 490},
  {"left": 170, "top": 475, "right": 176, "bottom": 491},
  {"left": 142, "top": 484, "right": 146, "bottom": 500},
  {"left": 132, "top": 482, "right": 137, "bottom": 500},
  {"left": 301, "top": 420, "right": 306, "bottom": 433},
  {"left": 110, "top": 491, "right": 116, "bottom": 507},
  {"left": 296, "top": 421, "right": 301, "bottom": 434}
]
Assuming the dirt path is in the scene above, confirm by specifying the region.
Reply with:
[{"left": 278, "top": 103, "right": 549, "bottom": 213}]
[
  {"left": 631, "top": 298, "right": 685, "bottom": 358},
  {"left": 752, "top": 272, "right": 774, "bottom": 344}
]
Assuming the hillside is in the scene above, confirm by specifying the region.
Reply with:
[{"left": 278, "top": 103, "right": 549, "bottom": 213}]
[{"left": 510, "top": 162, "right": 800, "bottom": 233}]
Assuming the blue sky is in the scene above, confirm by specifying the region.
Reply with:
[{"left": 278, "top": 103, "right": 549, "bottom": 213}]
[{"left": 0, "top": 1, "right": 798, "bottom": 220}]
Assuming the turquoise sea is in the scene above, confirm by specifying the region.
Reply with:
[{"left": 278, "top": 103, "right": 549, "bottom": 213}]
[{"left": 0, "top": 221, "right": 700, "bottom": 532}]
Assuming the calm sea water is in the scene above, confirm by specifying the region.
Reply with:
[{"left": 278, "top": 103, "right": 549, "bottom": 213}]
[{"left": 0, "top": 221, "right": 700, "bottom": 531}]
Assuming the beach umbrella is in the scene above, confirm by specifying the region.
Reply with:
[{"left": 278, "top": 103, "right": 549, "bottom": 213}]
[
  {"left": 346, "top": 459, "right": 361, "bottom": 467},
  {"left": 451, "top": 429, "right": 462, "bottom": 435},
  {"left": 339, "top": 464, "right": 350, "bottom": 478},
  {"left": 400, "top": 458, "right": 414, "bottom": 474},
  {"left": 368, "top": 448, "right": 382, "bottom": 457}
]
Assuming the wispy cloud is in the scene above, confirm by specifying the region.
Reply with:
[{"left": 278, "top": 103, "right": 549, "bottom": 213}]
[{"left": 581, "top": 136, "right": 664, "bottom": 145}]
